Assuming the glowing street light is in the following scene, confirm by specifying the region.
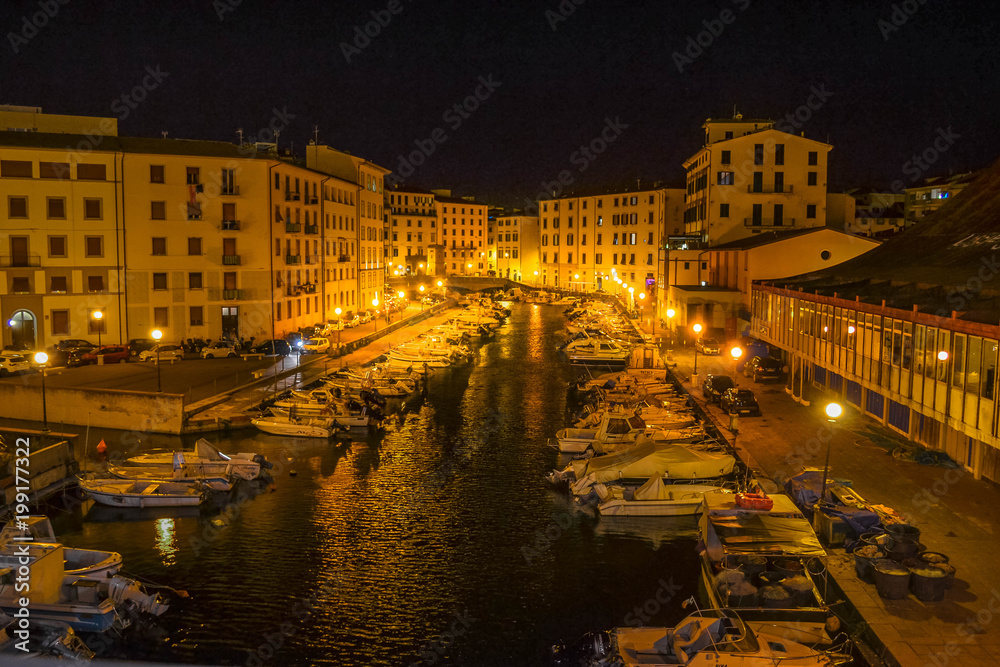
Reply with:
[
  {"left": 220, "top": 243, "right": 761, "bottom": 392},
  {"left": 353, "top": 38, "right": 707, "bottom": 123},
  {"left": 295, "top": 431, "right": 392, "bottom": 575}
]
[
  {"left": 92, "top": 310, "right": 104, "bottom": 349},
  {"left": 372, "top": 297, "right": 380, "bottom": 332},
  {"left": 821, "top": 402, "right": 844, "bottom": 501},
  {"left": 151, "top": 329, "right": 163, "bottom": 392},
  {"left": 937, "top": 350, "right": 949, "bottom": 362},
  {"left": 33, "top": 352, "right": 49, "bottom": 431},
  {"left": 334, "top": 307, "right": 342, "bottom": 349},
  {"left": 693, "top": 323, "right": 703, "bottom": 375},
  {"left": 730, "top": 345, "right": 743, "bottom": 376}
]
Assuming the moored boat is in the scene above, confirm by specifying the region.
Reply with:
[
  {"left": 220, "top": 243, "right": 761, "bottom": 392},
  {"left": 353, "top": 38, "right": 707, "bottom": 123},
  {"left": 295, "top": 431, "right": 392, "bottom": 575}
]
[
  {"left": 78, "top": 478, "right": 205, "bottom": 508},
  {"left": 596, "top": 479, "right": 726, "bottom": 517},
  {"left": 125, "top": 439, "right": 266, "bottom": 481},
  {"left": 0, "top": 516, "right": 123, "bottom": 578},
  {"left": 251, "top": 411, "right": 341, "bottom": 438}
]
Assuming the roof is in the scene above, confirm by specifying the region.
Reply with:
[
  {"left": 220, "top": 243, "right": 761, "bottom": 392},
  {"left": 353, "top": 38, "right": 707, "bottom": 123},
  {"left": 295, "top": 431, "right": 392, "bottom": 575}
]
[
  {"left": 436, "top": 195, "right": 486, "bottom": 206},
  {"left": 540, "top": 181, "right": 683, "bottom": 201},
  {"left": 757, "top": 156, "right": 1000, "bottom": 324},
  {"left": 709, "top": 227, "right": 847, "bottom": 251}
]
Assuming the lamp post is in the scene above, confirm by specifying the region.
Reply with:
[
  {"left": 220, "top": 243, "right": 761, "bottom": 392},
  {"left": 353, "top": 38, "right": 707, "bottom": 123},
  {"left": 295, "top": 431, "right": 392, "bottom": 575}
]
[
  {"left": 692, "top": 323, "right": 703, "bottom": 375},
  {"left": 666, "top": 308, "right": 676, "bottom": 349},
  {"left": 151, "top": 329, "right": 163, "bottom": 392},
  {"left": 372, "top": 297, "right": 380, "bottom": 332},
  {"left": 418, "top": 284, "right": 425, "bottom": 311},
  {"left": 334, "top": 307, "right": 342, "bottom": 351},
  {"left": 938, "top": 349, "right": 951, "bottom": 421},
  {"left": 93, "top": 310, "right": 103, "bottom": 349},
  {"left": 639, "top": 292, "right": 646, "bottom": 331},
  {"left": 821, "top": 402, "right": 843, "bottom": 502},
  {"left": 730, "top": 345, "right": 743, "bottom": 376},
  {"left": 34, "top": 352, "right": 49, "bottom": 431}
]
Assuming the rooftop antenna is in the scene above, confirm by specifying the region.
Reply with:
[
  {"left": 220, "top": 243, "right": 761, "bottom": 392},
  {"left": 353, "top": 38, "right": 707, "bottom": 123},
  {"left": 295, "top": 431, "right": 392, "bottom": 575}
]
[
  {"left": 161, "top": 131, "right": 168, "bottom": 139},
  {"left": 274, "top": 130, "right": 280, "bottom": 150},
  {"left": 236, "top": 128, "right": 244, "bottom": 145},
  {"left": 313, "top": 125, "right": 320, "bottom": 145},
  {"left": 733, "top": 104, "right": 738, "bottom": 118}
]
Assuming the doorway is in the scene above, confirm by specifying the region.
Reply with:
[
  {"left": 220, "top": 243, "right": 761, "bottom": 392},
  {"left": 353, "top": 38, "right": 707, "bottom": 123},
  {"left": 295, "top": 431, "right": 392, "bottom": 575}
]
[
  {"left": 222, "top": 307, "right": 239, "bottom": 338},
  {"left": 8, "top": 309, "right": 36, "bottom": 350}
]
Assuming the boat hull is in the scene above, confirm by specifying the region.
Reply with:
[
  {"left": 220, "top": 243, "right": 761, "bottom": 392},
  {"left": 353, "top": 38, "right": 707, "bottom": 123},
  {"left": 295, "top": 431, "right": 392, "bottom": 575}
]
[
  {"left": 251, "top": 418, "right": 334, "bottom": 438},
  {"left": 598, "top": 498, "right": 705, "bottom": 516}
]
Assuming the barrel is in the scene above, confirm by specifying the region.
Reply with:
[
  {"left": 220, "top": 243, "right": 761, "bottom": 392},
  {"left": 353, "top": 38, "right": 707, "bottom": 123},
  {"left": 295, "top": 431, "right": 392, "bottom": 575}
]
[
  {"left": 919, "top": 553, "right": 956, "bottom": 587},
  {"left": 759, "top": 584, "right": 792, "bottom": 608},
  {"left": 860, "top": 531, "right": 893, "bottom": 550},
  {"left": 873, "top": 559, "right": 910, "bottom": 600},
  {"left": 737, "top": 554, "right": 767, "bottom": 579},
  {"left": 781, "top": 576, "right": 815, "bottom": 607},
  {"left": 909, "top": 565, "right": 947, "bottom": 601},
  {"left": 756, "top": 571, "right": 785, "bottom": 588},
  {"left": 885, "top": 523, "right": 921, "bottom": 543},
  {"left": 888, "top": 537, "right": 920, "bottom": 562},
  {"left": 773, "top": 558, "right": 805, "bottom": 579},
  {"left": 853, "top": 545, "right": 884, "bottom": 582}
]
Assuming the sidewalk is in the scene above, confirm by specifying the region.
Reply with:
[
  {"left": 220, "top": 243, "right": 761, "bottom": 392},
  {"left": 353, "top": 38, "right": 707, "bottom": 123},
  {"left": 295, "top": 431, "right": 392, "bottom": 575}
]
[{"left": 658, "top": 336, "right": 1000, "bottom": 667}]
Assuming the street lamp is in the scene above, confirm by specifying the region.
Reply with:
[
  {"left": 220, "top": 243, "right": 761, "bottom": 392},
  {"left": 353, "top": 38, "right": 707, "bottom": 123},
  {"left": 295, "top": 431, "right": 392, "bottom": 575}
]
[
  {"left": 693, "top": 323, "right": 703, "bottom": 375},
  {"left": 418, "top": 284, "right": 425, "bottom": 311},
  {"left": 666, "top": 308, "right": 676, "bottom": 348},
  {"left": 33, "top": 352, "right": 49, "bottom": 432},
  {"left": 730, "top": 345, "right": 743, "bottom": 376},
  {"left": 821, "top": 402, "right": 843, "bottom": 502},
  {"left": 151, "top": 329, "right": 163, "bottom": 393},
  {"left": 92, "top": 310, "right": 103, "bottom": 349},
  {"left": 639, "top": 292, "right": 646, "bottom": 331},
  {"left": 334, "top": 307, "right": 342, "bottom": 350},
  {"left": 372, "top": 297, "right": 380, "bottom": 332}
]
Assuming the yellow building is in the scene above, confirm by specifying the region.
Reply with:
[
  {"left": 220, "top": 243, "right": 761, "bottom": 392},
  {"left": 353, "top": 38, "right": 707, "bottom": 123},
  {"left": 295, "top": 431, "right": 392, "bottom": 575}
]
[
  {"left": 0, "top": 104, "right": 118, "bottom": 136},
  {"left": 434, "top": 191, "right": 488, "bottom": 275},
  {"left": 493, "top": 213, "right": 538, "bottom": 282},
  {"left": 683, "top": 115, "right": 832, "bottom": 245},
  {"left": 385, "top": 185, "right": 437, "bottom": 277},
  {"left": 903, "top": 171, "right": 975, "bottom": 226}
]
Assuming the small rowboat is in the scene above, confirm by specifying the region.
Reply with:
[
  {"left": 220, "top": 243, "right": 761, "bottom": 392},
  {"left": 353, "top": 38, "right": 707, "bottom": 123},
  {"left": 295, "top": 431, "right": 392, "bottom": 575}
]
[
  {"left": 735, "top": 492, "right": 774, "bottom": 511},
  {"left": 78, "top": 478, "right": 205, "bottom": 508}
]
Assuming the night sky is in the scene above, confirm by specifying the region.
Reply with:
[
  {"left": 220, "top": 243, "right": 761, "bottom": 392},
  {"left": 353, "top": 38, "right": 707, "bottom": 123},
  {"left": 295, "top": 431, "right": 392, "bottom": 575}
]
[{"left": 1, "top": 0, "right": 998, "bottom": 206}]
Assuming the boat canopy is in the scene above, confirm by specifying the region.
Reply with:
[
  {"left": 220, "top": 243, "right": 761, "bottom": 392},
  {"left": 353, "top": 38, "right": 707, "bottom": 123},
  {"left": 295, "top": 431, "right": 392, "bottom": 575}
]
[
  {"left": 571, "top": 444, "right": 735, "bottom": 492},
  {"left": 700, "top": 491, "right": 825, "bottom": 560}
]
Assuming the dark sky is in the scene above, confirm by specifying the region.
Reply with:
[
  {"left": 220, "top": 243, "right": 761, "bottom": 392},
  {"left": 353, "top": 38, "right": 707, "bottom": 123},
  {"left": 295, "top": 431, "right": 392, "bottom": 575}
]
[{"left": 1, "top": 0, "right": 998, "bottom": 206}]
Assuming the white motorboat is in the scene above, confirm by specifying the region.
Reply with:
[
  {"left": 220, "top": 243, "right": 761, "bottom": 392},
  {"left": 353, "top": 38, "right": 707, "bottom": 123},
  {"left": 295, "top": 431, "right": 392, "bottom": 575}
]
[
  {"left": 567, "top": 339, "right": 632, "bottom": 367},
  {"left": 552, "top": 607, "right": 853, "bottom": 666},
  {"left": 251, "top": 411, "right": 340, "bottom": 438},
  {"left": 0, "top": 516, "right": 123, "bottom": 578},
  {"left": 596, "top": 478, "right": 725, "bottom": 516},
  {"left": 78, "top": 478, "right": 205, "bottom": 508},
  {"left": 125, "top": 439, "right": 265, "bottom": 481},
  {"left": 554, "top": 413, "right": 653, "bottom": 454},
  {"left": 107, "top": 464, "right": 233, "bottom": 491},
  {"left": 387, "top": 349, "right": 451, "bottom": 368},
  {"left": 270, "top": 405, "right": 369, "bottom": 428}
]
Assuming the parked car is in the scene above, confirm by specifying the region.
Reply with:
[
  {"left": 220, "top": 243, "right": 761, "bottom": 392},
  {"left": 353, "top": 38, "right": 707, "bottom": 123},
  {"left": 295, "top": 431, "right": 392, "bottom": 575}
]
[
  {"left": 46, "top": 339, "right": 97, "bottom": 366},
  {"left": 201, "top": 341, "right": 238, "bottom": 359},
  {"left": 696, "top": 338, "right": 721, "bottom": 355},
  {"left": 720, "top": 388, "right": 762, "bottom": 416},
  {"left": 0, "top": 352, "right": 30, "bottom": 377},
  {"left": 300, "top": 337, "right": 331, "bottom": 354},
  {"left": 249, "top": 339, "right": 291, "bottom": 356},
  {"left": 342, "top": 314, "right": 360, "bottom": 329},
  {"left": 357, "top": 311, "right": 373, "bottom": 325},
  {"left": 78, "top": 345, "right": 130, "bottom": 365},
  {"left": 744, "top": 356, "right": 783, "bottom": 382},
  {"left": 702, "top": 373, "right": 736, "bottom": 404},
  {"left": 138, "top": 344, "right": 185, "bottom": 362},
  {"left": 127, "top": 338, "right": 157, "bottom": 359}
]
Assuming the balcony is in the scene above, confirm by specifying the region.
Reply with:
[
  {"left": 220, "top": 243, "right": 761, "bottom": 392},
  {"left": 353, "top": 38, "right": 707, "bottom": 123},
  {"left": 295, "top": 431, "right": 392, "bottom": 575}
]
[
  {"left": 744, "top": 217, "right": 797, "bottom": 229},
  {"left": 221, "top": 185, "right": 240, "bottom": 196},
  {"left": 286, "top": 284, "right": 317, "bottom": 296},
  {"left": 285, "top": 254, "right": 301, "bottom": 265},
  {"left": 222, "top": 289, "right": 243, "bottom": 300},
  {"left": 746, "top": 185, "right": 794, "bottom": 194},
  {"left": 285, "top": 222, "right": 301, "bottom": 233},
  {"left": 305, "top": 254, "right": 319, "bottom": 265},
  {"left": 0, "top": 253, "right": 41, "bottom": 268},
  {"left": 306, "top": 196, "right": 319, "bottom": 205},
  {"left": 338, "top": 254, "right": 350, "bottom": 263},
  {"left": 223, "top": 254, "right": 241, "bottom": 265},
  {"left": 285, "top": 191, "right": 301, "bottom": 202},
  {"left": 222, "top": 220, "right": 241, "bottom": 231},
  {"left": 187, "top": 213, "right": 203, "bottom": 221},
  {"left": 304, "top": 224, "right": 319, "bottom": 235}
]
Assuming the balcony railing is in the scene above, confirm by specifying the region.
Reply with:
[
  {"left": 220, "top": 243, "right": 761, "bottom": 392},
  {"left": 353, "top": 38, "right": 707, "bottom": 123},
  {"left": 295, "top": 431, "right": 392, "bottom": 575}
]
[
  {"left": 338, "top": 254, "right": 350, "bottom": 263},
  {"left": 187, "top": 212, "right": 203, "bottom": 221},
  {"left": 221, "top": 185, "right": 240, "bottom": 196},
  {"left": 744, "top": 217, "right": 797, "bottom": 228},
  {"left": 222, "top": 289, "right": 243, "bottom": 300},
  {"left": 305, "top": 254, "right": 321, "bottom": 265},
  {"left": 746, "top": 185, "right": 794, "bottom": 194},
  {"left": 286, "top": 284, "right": 317, "bottom": 296},
  {"left": 223, "top": 254, "right": 241, "bottom": 265},
  {"left": 285, "top": 222, "right": 301, "bottom": 233},
  {"left": 0, "top": 254, "right": 41, "bottom": 267},
  {"left": 285, "top": 191, "right": 301, "bottom": 202},
  {"left": 285, "top": 254, "right": 301, "bottom": 264},
  {"left": 306, "top": 196, "right": 319, "bottom": 205},
  {"left": 222, "top": 220, "right": 241, "bottom": 231},
  {"left": 304, "top": 224, "right": 319, "bottom": 235}
]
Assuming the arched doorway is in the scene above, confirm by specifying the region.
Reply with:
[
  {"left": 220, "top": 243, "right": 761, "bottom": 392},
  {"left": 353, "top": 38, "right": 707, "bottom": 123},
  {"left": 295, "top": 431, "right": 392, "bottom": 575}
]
[{"left": 8, "top": 309, "right": 37, "bottom": 350}]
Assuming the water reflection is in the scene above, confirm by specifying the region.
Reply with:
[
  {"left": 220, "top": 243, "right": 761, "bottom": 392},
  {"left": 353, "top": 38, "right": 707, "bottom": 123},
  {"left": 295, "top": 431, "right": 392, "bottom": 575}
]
[{"left": 155, "top": 518, "right": 177, "bottom": 566}]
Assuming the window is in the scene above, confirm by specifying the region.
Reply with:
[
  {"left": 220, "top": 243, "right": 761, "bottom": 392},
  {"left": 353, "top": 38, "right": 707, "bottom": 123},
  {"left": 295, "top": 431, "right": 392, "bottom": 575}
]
[
  {"left": 647, "top": 254, "right": 653, "bottom": 265},
  {"left": 724, "top": 131, "right": 733, "bottom": 139},
  {"left": 720, "top": 203, "right": 730, "bottom": 218},
  {"left": 595, "top": 253, "right": 602, "bottom": 263},
  {"left": 153, "top": 273, "right": 167, "bottom": 290},
  {"left": 808, "top": 151, "right": 818, "bottom": 166},
  {"left": 51, "top": 310, "right": 69, "bottom": 335},
  {"left": 150, "top": 165, "right": 165, "bottom": 183},
  {"left": 48, "top": 236, "right": 66, "bottom": 257},
  {"left": 186, "top": 166, "right": 200, "bottom": 185},
  {"left": 154, "top": 307, "right": 169, "bottom": 327},
  {"left": 151, "top": 201, "right": 166, "bottom": 219},
  {"left": 83, "top": 198, "right": 102, "bottom": 219},
  {"left": 152, "top": 237, "right": 167, "bottom": 255},
  {"left": 808, "top": 172, "right": 817, "bottom": 186},
  {"left": 222, "top": 202, "right": 236, "bottom": 222},
  {"left": 807, "top": 204, "right": 817, "bottom": 219},
  {"left": 774, "top": 172, "right": 784, "bottom": 193},
  {"left": 8, "top": 196, "right": 27, "bottom": 218},
  {"left": 684, "top": 261, "right": 690, "bottom": 269},
  {"left": 752, "top": 172, "right": 763, "bottom": 193},
  {"left": 11, "top": 277, "right": 29, "bottom": 294},
  {"left": 39, "top": 162, "right": 69, "bottom": 179},
  {"left": 190, "top": 306, "right": 204, "bottom": 326},
  {"left": 754, "top": 144, "right": 763, "bottom": 165},
  {"left": 47, "top": 197, "right": 66, "bottom": 219},
  {"left": 188, "top": 237, "right": 202, "bottom": 255},
  {"left": 717, "top": 171, "right": 733, "bottom": 185},
  {"left": 85, "top": 236, "right": 103, "bottom": 257},
  {"left": 187, "top": 202, "right": 202, "bottom": 219},
  {"left": 775, "top": 144, "right": 785, "bottom": 166},
  {"left": 189, "top": 272, "right": 203, "bottom": 289},
  {"left": 76, "top": 163, "right": 106, "bottom": 180},
  {"left": 50, "top": 275, "right": 67, "bottom": 293},
  {"left": 88, "top": 275, "right": 104, "bottom": 292},
  {"left": 0, "top": 160, "right": 32, "bottom": 177}
]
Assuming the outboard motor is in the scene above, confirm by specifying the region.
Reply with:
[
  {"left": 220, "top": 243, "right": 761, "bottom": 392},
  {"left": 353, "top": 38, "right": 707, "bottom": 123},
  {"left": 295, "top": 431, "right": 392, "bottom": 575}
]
[
  {"left": 550, "top": 631, "right": 610, "bottom": 666},
  {"left": 253, "top": 454, "right": 273, "bottom": 469}
]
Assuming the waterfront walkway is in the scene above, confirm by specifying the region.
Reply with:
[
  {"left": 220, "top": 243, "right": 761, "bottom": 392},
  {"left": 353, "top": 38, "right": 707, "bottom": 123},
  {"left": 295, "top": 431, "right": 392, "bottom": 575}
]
[{"left": 658, "top": 337, "right": 1000, "bottom": 667}]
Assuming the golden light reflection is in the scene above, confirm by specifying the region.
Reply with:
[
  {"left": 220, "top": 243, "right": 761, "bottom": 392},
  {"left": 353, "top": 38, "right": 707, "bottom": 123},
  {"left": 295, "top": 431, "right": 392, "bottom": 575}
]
[{"left": 155, "top": 517, "right": 177, "bottom": 566}]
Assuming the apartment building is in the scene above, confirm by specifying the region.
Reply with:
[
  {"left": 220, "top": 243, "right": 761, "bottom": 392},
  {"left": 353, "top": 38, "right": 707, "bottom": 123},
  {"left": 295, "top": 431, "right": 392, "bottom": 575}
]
[
  {"left": 434, "top": 192, "right": 488, "bottom": 275},
  {"left": 903, "top": 172, "right": 975, "bottom": 226},
  {"left": 682, "top": 115, "right": 832, "bottom": 246},
  {"left": 491, "top": 213, "right": 539, "bottom": 282},
  {"left": 385, "top": 185, "right": 437, "bottom": 276}
]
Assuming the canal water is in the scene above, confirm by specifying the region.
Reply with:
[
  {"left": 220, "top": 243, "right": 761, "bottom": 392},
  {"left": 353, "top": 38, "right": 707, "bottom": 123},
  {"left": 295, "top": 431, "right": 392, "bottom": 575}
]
[{"left": 48, "top": 303, "right": 703, "bottom": 666}]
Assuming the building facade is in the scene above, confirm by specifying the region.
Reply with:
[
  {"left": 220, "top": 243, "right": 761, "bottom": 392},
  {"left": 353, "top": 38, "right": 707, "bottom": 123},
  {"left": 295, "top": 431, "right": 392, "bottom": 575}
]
[
  {"left": 492, "top": 213, "right": 539, "bottom": 282},
  {"left": 434, "top": 192, "right": 488, "bottom": 275},
  {"left": 903, "top": 172, "right": 975, "bottom": 226},
  {"left": 385, "top": 186, "right": 437, "bottom": 277}
]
